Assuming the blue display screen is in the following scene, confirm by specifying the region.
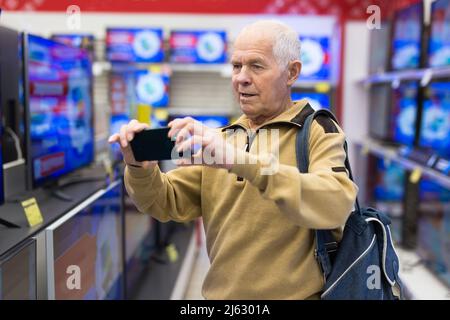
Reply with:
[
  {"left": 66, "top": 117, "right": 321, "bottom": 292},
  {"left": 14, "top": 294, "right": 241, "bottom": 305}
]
[
  {"left": 291, "top": 92, "right": 331, "bottom": 111},
  {"left": 51, "top": 182, "right": 124, "bottom": 300},
  {"left": 298, "top": 35, "right": 330, "bottom": 81},
  {"left": 134, "top": 69, "right": 170, "bottom": 107},
  {"left": 391, "top": 82, "right": 418, "bottom": 145},
  {"left": 170, "top": 30, "right": 227, "bottom": 64},
  {"left": 373, "top": 158, "right": 406, "bottom": 202},
  {"left": 428, "top": 0, "right": 450, "bottom": 68},
  {"left": 27, "top": 34, "right": 94, "bottom": 187},
  {"left": 391, "top": 3, "right": 423, "bottom": 70},
  {"left": 51, "top": 34, "right": 95, "bottom": 49},
  {"left": 106, "top": 28, "right": 164, "bottom": 63},
  {"left": 419, "top": 82, "right": 450, "bottom": 159}
]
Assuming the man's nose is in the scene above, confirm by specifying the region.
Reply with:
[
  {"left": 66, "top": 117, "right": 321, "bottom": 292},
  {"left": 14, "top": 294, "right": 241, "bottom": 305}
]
[{"left": 235, "top": 67, "right": 252, "bottom": 86}]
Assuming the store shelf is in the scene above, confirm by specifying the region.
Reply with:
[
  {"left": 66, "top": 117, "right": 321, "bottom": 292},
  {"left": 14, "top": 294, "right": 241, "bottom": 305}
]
[
  {"left": 355, "top": 138, "right": 450, "bottom": 189},
  {"left": 396, "top": 247, "right": 450, "bottom": 300},
  {"left": 359, "top": 66, "right": 450, "bottom": 86}
]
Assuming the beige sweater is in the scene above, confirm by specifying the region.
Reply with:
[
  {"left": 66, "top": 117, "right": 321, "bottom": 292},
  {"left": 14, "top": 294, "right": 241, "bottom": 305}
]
[{"left": 124, "top": 100, "right": 358, "bottom": 299}]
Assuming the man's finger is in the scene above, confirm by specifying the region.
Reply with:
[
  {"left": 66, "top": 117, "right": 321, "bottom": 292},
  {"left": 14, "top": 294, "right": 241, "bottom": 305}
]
[
  {"left": 108, "top": 133, "right": 120, "bottom": 144},
  {"left": 120, "top": 124, "right": 128, "bottom": 148}
]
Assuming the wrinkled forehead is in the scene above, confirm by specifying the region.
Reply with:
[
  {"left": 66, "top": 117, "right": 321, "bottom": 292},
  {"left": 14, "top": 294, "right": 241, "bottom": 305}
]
[{"left": 231, "top": 30, "right": 276, "bottom": 62}]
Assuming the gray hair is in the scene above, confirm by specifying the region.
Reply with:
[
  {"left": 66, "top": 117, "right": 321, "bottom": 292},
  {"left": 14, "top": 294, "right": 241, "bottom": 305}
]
[{"left": 239, "top": 20, "right": 301, "bottom": 68}]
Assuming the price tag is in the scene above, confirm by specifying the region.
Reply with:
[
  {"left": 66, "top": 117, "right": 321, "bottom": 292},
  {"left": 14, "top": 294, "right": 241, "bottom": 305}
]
[
  {"left": 409, "top": 168, "right": 422, "bottom": 184},
  {"left": 166, "top": 243, "right": 179, "bottom": 263},
  {"left": 314, "top": 82, "right": 330, "bottom": 93},
  {"left": 137, "top": 104, "right": 151, "bottom": 124},
  {"left": 21, "top": 198, "right": 43, "bottom": 227}
]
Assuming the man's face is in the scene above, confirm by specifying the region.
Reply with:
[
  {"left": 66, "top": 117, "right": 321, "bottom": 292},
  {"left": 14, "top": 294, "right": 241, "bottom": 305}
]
[{"left": 231, "top": 32, "right": 289, "bottom": 120}]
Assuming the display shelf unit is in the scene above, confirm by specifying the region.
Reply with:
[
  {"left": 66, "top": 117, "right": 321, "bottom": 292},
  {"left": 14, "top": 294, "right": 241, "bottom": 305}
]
[
  {"left": 396, "top": 246, "right": 450, "bottom": 300},
  {"left": 359, "top": 66, "right": 450, "bottom": 86},
  {"left": 355, "top": 138, "right": 450, "bottom": 190}
]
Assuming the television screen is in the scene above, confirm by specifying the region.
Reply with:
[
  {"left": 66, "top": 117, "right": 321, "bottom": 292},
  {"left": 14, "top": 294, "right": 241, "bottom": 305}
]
[
  {"left": 428, "top": 0, "right": 450, "bottom": 68},
  {"left": 390, "top": 3, "right": 423, "bottom": 70},
  {"left": 46, "top": 180, "right": 124, "bottom": 300},
  {"left": 298, "top": 35, "right": 330, "bottom": 81},
  {"left": 291, "top": 92, "right": 331, "bottom": 111},
  {"left": 419, "top": 81, "right": 450, "bottom": 159},
  {"left": 106, "top": 28, "right": 164, "bottom": 63},
  {"left": 25, "top": 34, "right": 94, "bottom": 188},
  {"left": 170, "top": 30, "right": 227, "bottom": 64},
  {"left": 0, "top": 239, "right": 37, "bottom": 300},
  {"left": 0, "top": 60, "right": 3, "bottom": 204},
  {"left": 390, "top": 82, "right": 419, "bottom": 145},
  {"left": 134, "top": 69, "right": 170, "bottom": 107}
]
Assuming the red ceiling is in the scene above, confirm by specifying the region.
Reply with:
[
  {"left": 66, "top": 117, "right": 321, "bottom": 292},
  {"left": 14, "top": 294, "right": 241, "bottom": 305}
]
[{"left": 0, "top": 0, "right": 421, "bottom": 20}]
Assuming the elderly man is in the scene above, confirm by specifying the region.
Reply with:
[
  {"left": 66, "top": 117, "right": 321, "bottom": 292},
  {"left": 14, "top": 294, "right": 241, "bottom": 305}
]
[{"left": 109, "top": 20, "right": 358, "bottom": 299}]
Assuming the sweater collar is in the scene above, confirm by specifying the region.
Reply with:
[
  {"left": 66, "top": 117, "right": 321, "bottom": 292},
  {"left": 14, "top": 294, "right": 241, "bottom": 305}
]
[{"left": 222, "top": 99, "right": 313, "bottom": 131}]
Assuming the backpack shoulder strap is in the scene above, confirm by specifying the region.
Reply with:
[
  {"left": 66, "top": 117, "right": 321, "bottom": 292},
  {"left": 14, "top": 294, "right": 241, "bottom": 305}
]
[{"left": 294, "top": 108, "right": 359, "bottom": 280}]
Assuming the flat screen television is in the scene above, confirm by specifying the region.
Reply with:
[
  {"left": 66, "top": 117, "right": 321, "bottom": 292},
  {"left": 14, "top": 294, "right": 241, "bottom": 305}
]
[
  {"left": 418, "top": 81, "right": 450, "bottom": 160},
  {"left": 428, "top": 0, "right": 450, "bottom": 68},
  {"left": 291, "top": 92, "right": 331, "bottom": 111},
  {"left": 170, "top": 30, "right": 227, "bottom": 64},
  {"left": 134, "top": 69, "right": 170, "bottom": 107},
  {"left": 390, "top": 2, "right": 424, "bottom": 71},
  {"left": 106, "top": 28, "right": 164, "bottom": 63},
  {"left": 23, "top": 34, "right": 94, "bottom": 189},
  {"left": 298, "top": 35, "right": 330, "bottom": 81},
  {"left": 0, "top": 238, "right": 37, "bottom": 300},
  {"left": 46, "top": 180, "right": 124, "bottom": 300}
]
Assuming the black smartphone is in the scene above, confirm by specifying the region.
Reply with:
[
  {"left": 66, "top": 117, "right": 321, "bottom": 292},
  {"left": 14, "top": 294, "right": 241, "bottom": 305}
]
[{"left": 130, "top": 127, "right": 176, "bottom": 161}]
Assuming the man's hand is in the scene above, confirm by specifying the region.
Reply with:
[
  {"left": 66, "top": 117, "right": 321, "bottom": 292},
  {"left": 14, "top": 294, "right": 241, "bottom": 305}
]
[
  {"left": 168, "top": 117, "right": 236, "bottom": 170},
  {"left": 108, "top": 119, "right": 158, "bottom": 170}
]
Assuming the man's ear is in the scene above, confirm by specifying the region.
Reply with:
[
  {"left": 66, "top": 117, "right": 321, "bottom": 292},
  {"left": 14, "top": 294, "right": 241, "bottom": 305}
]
[{"left": 287, "top": 60, "right": 301, "bottom": 86}]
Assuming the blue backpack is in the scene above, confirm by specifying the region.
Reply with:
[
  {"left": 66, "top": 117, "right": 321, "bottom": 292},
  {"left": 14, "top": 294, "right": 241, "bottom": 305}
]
[{"left": 296, "top": 108, "right": 404, "bottom": 300}]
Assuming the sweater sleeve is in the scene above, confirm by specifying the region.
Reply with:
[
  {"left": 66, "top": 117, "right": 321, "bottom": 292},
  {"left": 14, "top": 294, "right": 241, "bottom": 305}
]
[
  {"left": 124, "top": 164, "right": 202, "bottom": 223},
  {"left": 229, "top": 118, "right": 358, "bottom": 229}
]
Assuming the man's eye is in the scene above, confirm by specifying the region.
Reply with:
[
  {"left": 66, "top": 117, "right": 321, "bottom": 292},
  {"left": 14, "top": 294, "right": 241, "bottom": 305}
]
[
  {"left": 232, "top": 64, "right": 241, "bottom": 70},
  {"left": 252, "top": 65, "right": 263, "bottom": 70}
]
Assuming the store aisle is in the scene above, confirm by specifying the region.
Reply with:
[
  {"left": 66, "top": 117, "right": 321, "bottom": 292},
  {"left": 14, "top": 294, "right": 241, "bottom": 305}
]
[{"left": 184, "top": 232, "right": 210, "bottom": 299}]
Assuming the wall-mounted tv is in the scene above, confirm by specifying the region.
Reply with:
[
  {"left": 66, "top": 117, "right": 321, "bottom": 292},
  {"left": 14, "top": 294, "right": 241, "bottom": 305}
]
[
  {"left": 46, "top": 180, "right": 124, "bottom": 300},
  {"left": 106, "top": 28, "right": 164, "bottom": 63},
  {"left": 390, "top": 2, "right": 424, "bottom": 71},
  {"left": 51, "top": 34, "right": 95, "bottom": 61},
  {"left": 428, "top": 0, "right": 450, "bottom": 68},
  {"left": 170, "top": 30, "right": 227, "bottom": 64}
]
